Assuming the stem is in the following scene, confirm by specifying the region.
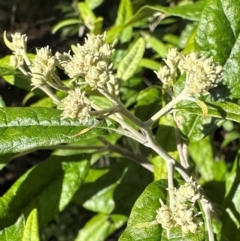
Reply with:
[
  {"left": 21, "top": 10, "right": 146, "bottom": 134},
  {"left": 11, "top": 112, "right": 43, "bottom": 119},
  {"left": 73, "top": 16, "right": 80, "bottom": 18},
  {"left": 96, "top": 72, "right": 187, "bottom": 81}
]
[
  {"left": 39, "top": 85, "right": 60, "bottom": 104},
  {"left": 51, "top": 72, "right": 70, "bottom": 91},
  {"left": 98, "top": 87, "right": 119, "bottom": 105},
  {"left": 22, "top": 51, "right": 31, "bottom": 66},
  {"left": 117, "top": 101, "right": 145, "bottom": 128},
  {"left": 84, "top": 96, "right": 146, "bottom": 144},
  {"left": 98, "top": 87, "right": 145, "bottom": 128},
  {"left": 174, "top": 115, "right": 189, "bottom": 169},
  {"left": 89, "top": 106, "right": 118, "bottom": 117},
  {"left": 201, "top": 199, "right": 215, "bottom": 241},
  {"left": 143, "top": 129, "right": 190, "bottom": 181},
  {"left": 144, "top": 89, "right": 187, "bottom": 128},
  {"left": 167, "top": 160, "right": 175, "bottom": 209},
  {"left": 18, "top": 66, "right": 29, "bottom": 76}
]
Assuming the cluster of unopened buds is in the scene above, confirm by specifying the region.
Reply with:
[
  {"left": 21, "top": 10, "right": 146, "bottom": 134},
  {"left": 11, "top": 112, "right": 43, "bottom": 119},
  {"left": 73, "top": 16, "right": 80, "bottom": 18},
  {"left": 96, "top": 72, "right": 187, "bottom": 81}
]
[
  {"left": 4, "top": 31, "right": 120, "bottom": 123},
  {"left": 155, "top": 48, "right": 222, "bottom": 96},
  {"left": 156, "top": 179, "right": 203, "bottom": 237}
]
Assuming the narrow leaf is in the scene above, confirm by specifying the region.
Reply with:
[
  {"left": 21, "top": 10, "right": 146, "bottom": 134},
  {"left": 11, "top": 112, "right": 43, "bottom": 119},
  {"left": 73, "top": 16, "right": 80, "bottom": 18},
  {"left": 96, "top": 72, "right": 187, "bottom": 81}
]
[
  {"left": 85, "top": 0, "right": 104, "bottom": 10},
  {"left": 78, "top": 2, "right": 96, "bottom": 31},
  {"left": 52, "top": 19, "right": 82, "bottom": 34},
  {"left": 114, "top": 0, "right": 133, "bottom": 43},
  {"left": 140, "top": 58, "right": 161, "bottom": 71},
  {"left": 117, "top": 38, "right": 145, "bottom": 81},
  {"left": 143, "top": 35, "right": 168, "bottom": 57},
  {"left": 23, "top": 209, "right": 40, "bottom": 241},
  {"left": 0, "top": 95, "right": 6, "bottom": 107}
]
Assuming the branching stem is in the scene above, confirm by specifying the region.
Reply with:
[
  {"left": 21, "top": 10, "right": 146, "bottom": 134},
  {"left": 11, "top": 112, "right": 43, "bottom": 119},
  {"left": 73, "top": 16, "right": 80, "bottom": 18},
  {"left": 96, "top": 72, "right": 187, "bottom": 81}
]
[{"left": 144, "top": 89, "right": 188, "bottom": 128}]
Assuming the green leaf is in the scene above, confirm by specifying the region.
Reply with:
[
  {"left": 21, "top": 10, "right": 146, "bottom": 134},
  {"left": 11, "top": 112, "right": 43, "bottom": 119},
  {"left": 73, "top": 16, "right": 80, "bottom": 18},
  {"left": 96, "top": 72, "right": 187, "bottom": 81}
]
[
  {"left": 175, "top": 100, "right": 240, "bottom": 141},
  {"left": 23, "top": 209, "right": 40, "bottom": 241},
  {"left": 135, "top": 86, "right": 162, "bottom": 121},
  {"left": 119, "top": 180, "right": 165, "bottom": 241},
  {"left": 75, "top": 213, "right": 127, "bottom": 241},
  {"left": 117, "top": 38, "right": 145, "bottom": 81},
  {"left": 78, "top": 2, "right": 96, "bottom": 22},
  {"left": 179, "top": 22, "right": 198, "bottom": 49},
  {"left": 106, "top": 25, "right": 125, "bottom": 43},
  {"left": 2, "top": 74, "right": 45, "bottom": 97},
  {"left": 120, "top": 77, "right": 144, "bottom": 107},
  {"left": 143, "top": 34, "right": 168, "bottom": 57},
  {"left": 179, "top": 101, "right": 240, "bottom": 123},
  {"left": 221, "top": 154, "right": 240, "bottom": 240},
  {"left": 140, "top": 58, "right": 161, "bottom": 71},
  {"left": 0, "top": 153, "right": 16, "bottom": 170},
  {"left": 52, "top": 18, "right": 82, "bottom": 34},
  {"left": 108, "top": 0, "right": 133, "bottom": 68},
  {"left": 120, "top": 180, "right": 205, "bottom": 241},
  {"left": 194, "top": 0, "right": 240, "bottom": 101},
  {"left": 73, "top": 163, "right": 127, "bottom": 214},
  {"left": 73, "top": 159, "right": 152, "bottom": 215},
  {"left": 175, "top": 110, "right": 221, "bottom": 142},
  {"left": 3, "top": 74, "right": 30, "bottom": 90},
  {"left": 0, "top": 155, "right": 90, "bottom": 229},
  {"left": 126, "top": 1, "right": 206, "bottom": 27},
  {"left": 0, "top": 215, "right": 25, "bottom": 241},
  {"left": 0, "top": 107, "right": 108, "bottom": 154},
  {"left": 85, "top": 0, "right": 104, "bottom": 9},
  {"left": 189, "top": 136, "right": 227, "bottom": 182},
  {"left": 0, "top": 95, "right": 6, "bottom": 107},
  {"left": 0, "top": 56, "right": 18, "bottom": 76},
  {"left": 114, "top": 0, "right": 133, "bottom": 43}
]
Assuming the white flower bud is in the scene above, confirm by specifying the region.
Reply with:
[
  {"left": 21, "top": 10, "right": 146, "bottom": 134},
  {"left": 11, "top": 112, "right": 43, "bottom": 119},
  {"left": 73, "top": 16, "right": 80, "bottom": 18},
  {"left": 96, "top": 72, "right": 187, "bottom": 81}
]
[
  {"left": 58, "top": 88, "right": 91, "bottom": 122},
  {"left": 59, "top": 33, "right": 115, "bottom": 90},
  {"left": 175, "top": 178, "right": 202, "bottom": 203},
  {"left": 179, "top": 52, "right": 222, "bottom": 95}
]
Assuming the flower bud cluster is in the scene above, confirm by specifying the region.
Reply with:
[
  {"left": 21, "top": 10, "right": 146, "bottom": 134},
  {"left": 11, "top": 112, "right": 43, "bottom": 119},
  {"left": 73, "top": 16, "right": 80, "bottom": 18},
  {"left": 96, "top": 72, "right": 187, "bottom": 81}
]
[
  {"left": 155, "top": 49, "right": 222, "bottom": 95},
  {"left": 156, "top": 179, "right": 203, "bottom": 237},
  {"left": 179, "top": 52, "right": 222, "bottom": 95},
  {"left": 58, "top": 88, "right": 91, "bottom": 122},
  {"left": 4, "top": 32, "right": 28, "bottom": 68},
  {"left": 56, "top": 33, "right": 115, "bottom": 90},
  {"left": 155, "top": 48, "right": 181, "bottom": 86},
  {"left": 29, "top": 46, "right": 57, "bottom": 89}
]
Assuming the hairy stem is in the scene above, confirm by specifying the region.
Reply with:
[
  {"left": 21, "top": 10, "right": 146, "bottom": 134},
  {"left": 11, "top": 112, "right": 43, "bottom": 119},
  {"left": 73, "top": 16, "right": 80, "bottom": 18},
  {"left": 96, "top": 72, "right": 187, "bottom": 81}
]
[
  {"left": 84, "top": 97, "right": 146, "bottom": 144},
  {"left": 39, "top": 85, "right": 60, "bottom": 104},
  {"left": 144, "top": 89, "right": 188, "bottom": 128},
  {"left": 201, "top": 199, "right": 215, "bottom": 241}
]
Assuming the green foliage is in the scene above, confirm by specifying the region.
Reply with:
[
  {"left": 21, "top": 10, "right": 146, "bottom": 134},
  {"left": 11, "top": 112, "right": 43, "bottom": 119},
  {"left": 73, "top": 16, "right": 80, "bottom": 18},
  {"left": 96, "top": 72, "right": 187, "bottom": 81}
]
[
  {"left": 1, "top": 0, "right": 240, "bottom": 240},
  {"left": 75, "top": 213, "right": 127, "bottom": 241},
  {"left": 117, "top": 37, "right": 145, "bottom": 81},
  {"left": 23, "top": 209, "right": 40, "bottom": 241},
  {"left": 0, "top": 155, "right": 90, "bottom": 229},
  {"left": 0, "top": 107, "right": 108, "bottom": 155},
  {"left": 0, "top": 215, "right": 25, "bottom": 241}
]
